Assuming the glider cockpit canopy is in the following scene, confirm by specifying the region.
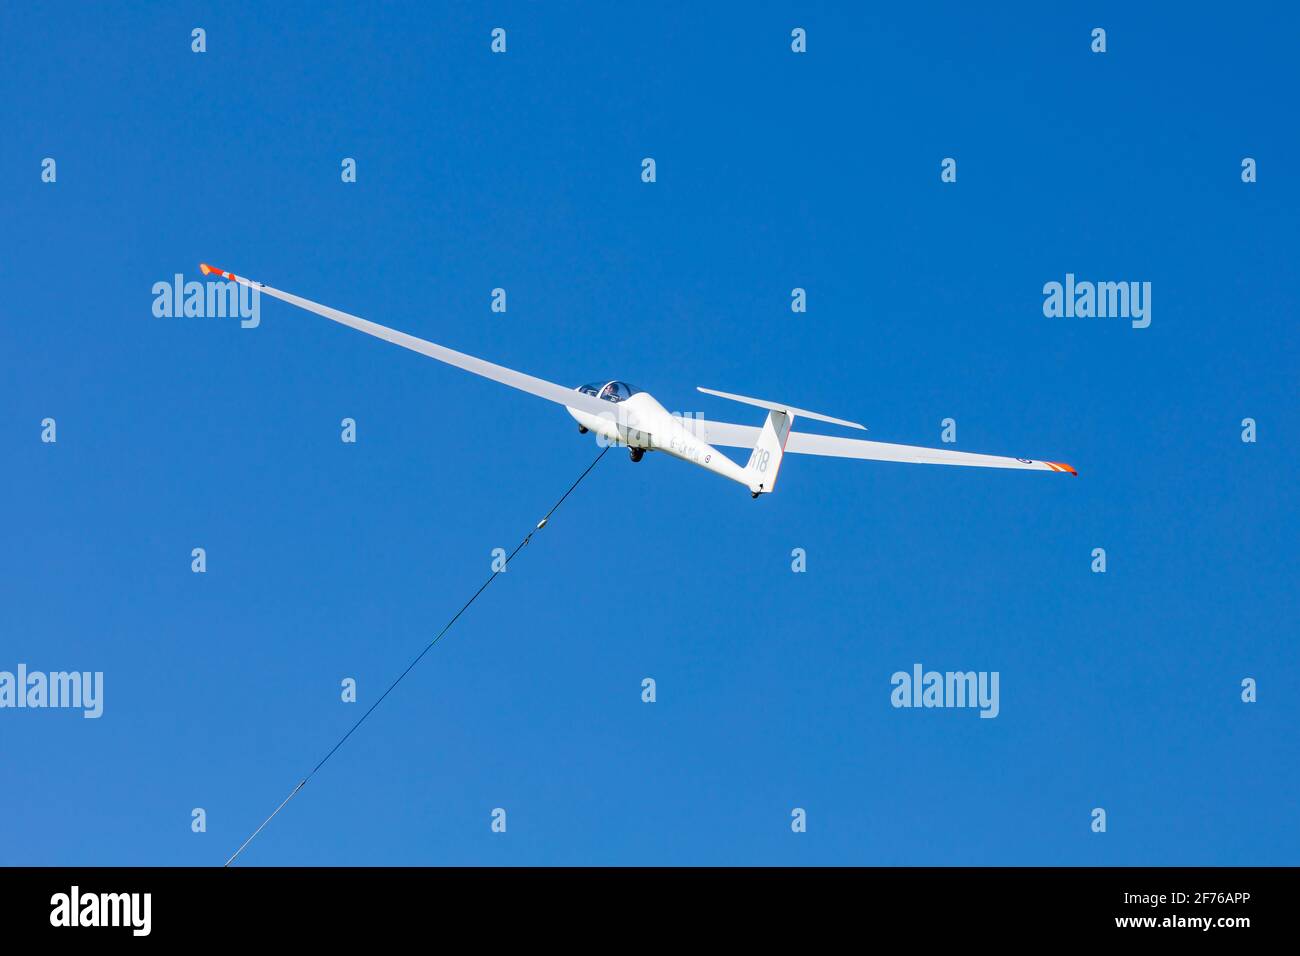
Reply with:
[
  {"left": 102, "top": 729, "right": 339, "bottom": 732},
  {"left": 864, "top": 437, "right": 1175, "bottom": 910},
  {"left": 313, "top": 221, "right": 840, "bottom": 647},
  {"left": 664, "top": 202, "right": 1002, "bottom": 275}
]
[{"left": 577, "top": 381, "right": 643, "bottom": 403}]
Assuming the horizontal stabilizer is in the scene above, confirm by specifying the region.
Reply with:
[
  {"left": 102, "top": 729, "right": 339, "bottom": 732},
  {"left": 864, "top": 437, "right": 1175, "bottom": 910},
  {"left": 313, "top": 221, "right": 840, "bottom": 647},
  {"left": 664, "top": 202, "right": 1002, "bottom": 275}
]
[{"left": 697, "top": 386, "right": 865, "bottom": 431}]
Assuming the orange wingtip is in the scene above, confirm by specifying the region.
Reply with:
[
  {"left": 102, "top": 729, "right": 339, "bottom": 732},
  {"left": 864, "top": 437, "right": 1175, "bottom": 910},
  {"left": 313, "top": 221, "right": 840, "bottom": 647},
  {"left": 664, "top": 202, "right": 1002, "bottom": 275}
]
[
  {"left": 1047, "top": 461, "right": 1078, "bottom": 476},
  {"left": 199, "top": 263, "right": 237, "bottom": 281}
]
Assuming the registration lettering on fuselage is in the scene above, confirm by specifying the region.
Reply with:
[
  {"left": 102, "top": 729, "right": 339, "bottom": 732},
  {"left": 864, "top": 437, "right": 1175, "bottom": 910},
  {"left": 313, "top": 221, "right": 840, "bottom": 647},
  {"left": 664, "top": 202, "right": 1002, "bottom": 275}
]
[{"left": 668, "top": 434, "right": 702, "bottom": 462}]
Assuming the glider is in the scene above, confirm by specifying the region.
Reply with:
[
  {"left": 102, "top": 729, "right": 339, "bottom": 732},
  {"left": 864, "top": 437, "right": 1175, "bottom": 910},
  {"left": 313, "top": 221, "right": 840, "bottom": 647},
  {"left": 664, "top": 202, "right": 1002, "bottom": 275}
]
[{"left": 199, "top": 264, "right": 1076, "bottom": 497}]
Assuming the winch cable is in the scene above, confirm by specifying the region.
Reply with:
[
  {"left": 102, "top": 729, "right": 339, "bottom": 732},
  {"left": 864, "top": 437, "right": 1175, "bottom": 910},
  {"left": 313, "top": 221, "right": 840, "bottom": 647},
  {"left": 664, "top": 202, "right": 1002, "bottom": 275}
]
[{"left": 224, "top": 445, "right": 611, "bottom": 867}]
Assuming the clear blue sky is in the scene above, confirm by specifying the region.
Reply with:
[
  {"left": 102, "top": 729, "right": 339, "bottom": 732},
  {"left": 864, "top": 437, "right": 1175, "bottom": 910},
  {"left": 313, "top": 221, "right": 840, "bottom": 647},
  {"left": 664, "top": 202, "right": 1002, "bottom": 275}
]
[{"left": 2, "top": 3, "right": 1296, "bottom": 865}]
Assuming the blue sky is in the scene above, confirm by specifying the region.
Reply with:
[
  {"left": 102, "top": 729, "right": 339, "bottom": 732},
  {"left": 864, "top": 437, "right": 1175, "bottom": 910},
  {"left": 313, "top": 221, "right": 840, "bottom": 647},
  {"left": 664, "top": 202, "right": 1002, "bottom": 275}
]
[{"left": 2, "top": 2, "right": 1297, "bottom": 865}]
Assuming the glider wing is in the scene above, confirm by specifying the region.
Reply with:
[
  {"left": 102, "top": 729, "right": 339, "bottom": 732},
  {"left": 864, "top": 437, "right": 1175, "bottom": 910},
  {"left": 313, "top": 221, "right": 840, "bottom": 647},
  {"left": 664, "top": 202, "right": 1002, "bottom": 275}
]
[
  {"left": 677, "top": 416, "right": 1075, "bottom": 474},
  {"left": 198, "top": 264, "right": 616, "bottom": 418}
]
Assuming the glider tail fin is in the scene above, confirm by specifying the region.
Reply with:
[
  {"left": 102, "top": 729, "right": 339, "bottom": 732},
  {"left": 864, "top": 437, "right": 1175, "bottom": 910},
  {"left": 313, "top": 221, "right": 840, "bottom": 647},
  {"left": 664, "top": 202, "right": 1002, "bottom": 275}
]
[
  {"left": 696, "top": 386, "right": 864, "bottom": 496},
  {"left": 745, "top": 409, "right": 792, "bottom": 495}
]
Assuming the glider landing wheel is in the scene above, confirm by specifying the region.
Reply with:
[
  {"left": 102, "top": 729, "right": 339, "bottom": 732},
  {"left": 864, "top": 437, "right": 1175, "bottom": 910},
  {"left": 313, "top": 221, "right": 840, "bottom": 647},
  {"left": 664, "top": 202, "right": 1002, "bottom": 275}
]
[
  {"left": 751, "top": 491, "right": 760, "bottom": 499},
  {"left": 577, "top": 425, "right": 588, "bottom": 434},
  {"left": 629, "top": 447, "right": 645, "bottom": 463}
]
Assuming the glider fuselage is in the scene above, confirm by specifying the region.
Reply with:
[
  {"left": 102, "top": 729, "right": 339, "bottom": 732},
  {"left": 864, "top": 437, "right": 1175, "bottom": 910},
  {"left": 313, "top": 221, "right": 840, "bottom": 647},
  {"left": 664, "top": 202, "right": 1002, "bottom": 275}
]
[{"left": 564, "top": 386, "right": 759, "bottom": 493}]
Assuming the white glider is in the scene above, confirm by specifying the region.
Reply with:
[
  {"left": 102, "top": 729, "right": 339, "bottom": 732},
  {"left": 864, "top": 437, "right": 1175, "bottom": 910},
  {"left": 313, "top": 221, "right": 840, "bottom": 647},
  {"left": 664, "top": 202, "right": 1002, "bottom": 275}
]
[{"left": 200, "top": 264, "right": 1076, "bottom": 497}]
